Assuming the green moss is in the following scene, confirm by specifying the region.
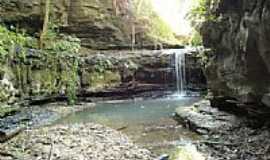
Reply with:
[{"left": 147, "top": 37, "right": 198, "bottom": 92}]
[
  {"left": 89, "top": 71, "right": 121, "bottom": 89},
  {"left": 31, "top": 69, "right": 58, "bottom": 95},
  {"left": 0, "top": 105, "right": 19, "bottom": 118},
  {"left": 0, "top": 24, "right": 81, "bottom": 104},
  {"left": 160, "top": 56, "right": 168, "bottom": 67},
  {"left": 190, "top": 30, "right": 203, "bottom": 46}
]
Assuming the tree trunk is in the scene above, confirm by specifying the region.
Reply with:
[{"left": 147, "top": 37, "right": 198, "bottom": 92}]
[
  {"left": 39, "top": 0, "right": 51, "bottom": 49},
  {"left": 131, "top": 24, "right": 136, "bottom": 51}
]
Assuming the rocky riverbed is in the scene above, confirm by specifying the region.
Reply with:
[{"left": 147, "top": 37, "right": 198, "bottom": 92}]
[
  {"left": 175, "top": 100, "right": 270, "bottom": 160},
  {"left": 0, "top": 102, "right": 95, "bottom": 143},
  {"left": 0, "top": 123, "right": 155, "bottom": 160}
]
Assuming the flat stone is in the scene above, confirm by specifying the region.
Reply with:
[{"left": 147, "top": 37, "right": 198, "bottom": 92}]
[
  {"left": 175, "top": 100, "right": 241, "bottom": 134},
  {"left": 262, "top": 93, "right": 270, "bottom": 108}
]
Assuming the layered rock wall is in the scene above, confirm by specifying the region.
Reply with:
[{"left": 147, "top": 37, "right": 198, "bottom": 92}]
[
  {"left": 0, "top": 0, "right": 132, "bottom": 49},
  {"left": 0, "top": 49, "right": 206, "bottom": 103},
  {"left": 79, "top": 50, "right": 206, "bottom": 93},
  {"left": 200, "top": 0, "right": 270, "bottom": 108}
]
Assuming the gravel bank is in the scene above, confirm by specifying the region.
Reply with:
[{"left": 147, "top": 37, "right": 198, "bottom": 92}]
[{"left": 0, "top": 123, "right": 155, "bottom": 160}]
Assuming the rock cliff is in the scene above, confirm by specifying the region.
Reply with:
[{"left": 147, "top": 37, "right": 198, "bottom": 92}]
[
  {"left": 0, "top": 49, "right": 206, "bottom": 104},
  {"left": 0, "top": 0, "right": 180, "bottom": 50},
  {"left": 200, "top": 0, "right": 270, "bottom": 109},
  {"left": 0, "top": 0, "right": 138, "bottom": 49},
  {"left": 0, "top": 0, "right": 206, "bottom": 104}
]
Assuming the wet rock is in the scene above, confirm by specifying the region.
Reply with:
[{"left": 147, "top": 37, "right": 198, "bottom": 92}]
[
  {"left": 80, "top": 50, "right": 207, "bottom": 94},
  {"left": 0, "top": 46, "right": 206, "bottom": 105},
  {"left": 262, "top": 93, "right": 270, "bottom": 108},
  {"left": 0, "top": 126, "right": 24, "bottom": 143},
  {"left": 0, "top": 77, "right": 17, "bottom": 104},
  {"left": 175, "top": 100, "right": 270, "bottom": 160},
  {"left": 175, "top": 100, "right": 241, "bottom": 135},
  {"left": 155, "top": 154, "right": 169, "bottom": 160},
  {"left": 0, "top": 102, "right": 95, "bottom": 143}
]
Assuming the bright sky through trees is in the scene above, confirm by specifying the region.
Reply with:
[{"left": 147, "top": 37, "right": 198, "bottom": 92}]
[{"left": 150, "top": 0, "right": 193, "bottom": 36}]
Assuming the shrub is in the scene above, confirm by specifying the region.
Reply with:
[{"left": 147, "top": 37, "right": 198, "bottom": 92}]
[{"left": 0, "top": 24, "right": 81, "bottom": 105}]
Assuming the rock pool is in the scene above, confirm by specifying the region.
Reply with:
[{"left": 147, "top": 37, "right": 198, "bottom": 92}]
[{"left": 55, "top": 96, "right": 202, "bottom": 157}]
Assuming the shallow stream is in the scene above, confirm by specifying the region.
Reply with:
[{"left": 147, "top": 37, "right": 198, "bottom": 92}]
[{"left": 56, "top": 96, "right": 201, "bottom": 156}]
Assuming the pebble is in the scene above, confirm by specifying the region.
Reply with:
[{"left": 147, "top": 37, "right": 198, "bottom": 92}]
[{"left": 0, "top": 123, "right": 155, "bottom": 160}]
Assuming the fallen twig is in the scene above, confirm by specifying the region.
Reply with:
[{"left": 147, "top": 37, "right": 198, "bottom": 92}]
[
  {"left": 48, "top": 141, "right": 54, "bottom": 160},
  {"left": 116, "top": 126, "right": 128, "bottom": 131}
]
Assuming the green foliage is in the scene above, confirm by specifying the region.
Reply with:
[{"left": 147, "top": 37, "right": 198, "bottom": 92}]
[
  {"left": 0, "top": 25, "right": 37, "bottom": 62},
  {"left": 43, "top": 23, "right": 81, "bottom": 55},
  {"left": 0, "top": 24, "right": 81, "bottom": 105},
  {"left": 187, "top": 0, "right": 217, "bottom": 28},
  {"left": 89, "top": 71, "right": 121, "bottom": 88},
  {"left": 65, "top": 58, "right": 79, "bottom": 105},
  {"left": 49, "top": 36, "right": 81, "bottom": 54},
  {"left": 190, "top": 30, "right": 203, "bottom": 46},
  {"left": 129, "top": 0, "right": 178, "bottom": 44},
  {"left": 147, "top": 15, "right": 177, "bottom": 43},
  {"left": 185, "top": 0, "right": 218, "bottom": 46},
  {"left": 0, "top": 104, "right": 19, "bottom": 118},
  {"left": 94, "top": 59, "right": 113, "bottom": 73},
  {"left": 139, "top": 1, "right": 176, "bottom": 41},
  {"left": 123, "top": 59, "right": 138, "bottom": 70}
]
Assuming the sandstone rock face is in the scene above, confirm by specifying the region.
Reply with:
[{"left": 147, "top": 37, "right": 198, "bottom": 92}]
[
  {"left": 0, "top": 0, "right": 157, "bottom": 49},
  {"left": 79, "top": 50, "right": 207, "bottom": 93},
  {"left": 0, "top": 49, "right": 78, "bottom": 102},
  {"left": 0, "top": 0, "right": 131, "bottom": 49},
  {"left": 200, "top": 0, "right": 270, "bottom": 106},
  {"left": 0, "top": 0, "right": 69, "bottom": 33},
  {"left": 0, "top": 49, "right": 206, "bottom": 103},
  {"left": 61, "top": 0, "right": 130, "bottom": 49}
]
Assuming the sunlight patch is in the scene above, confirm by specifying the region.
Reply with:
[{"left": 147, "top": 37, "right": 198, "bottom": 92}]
[
  {"left": 150, "top": 0, "right": 193, "bottom": 36},
  {"left": 171, "top": 144, "right": 207, "bottom": 160}
]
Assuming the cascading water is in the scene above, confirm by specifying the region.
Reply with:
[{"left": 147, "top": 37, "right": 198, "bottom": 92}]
[{"left": 174, "top": 49, "right": 186, "bottom": 96}]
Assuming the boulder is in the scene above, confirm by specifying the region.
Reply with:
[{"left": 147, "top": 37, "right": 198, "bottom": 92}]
[
  {"left": 262, "top": 93, "right": 270, "bottom": 108},
  {"left": 175, "top": 100, "right": 241, "bottom": 134}
]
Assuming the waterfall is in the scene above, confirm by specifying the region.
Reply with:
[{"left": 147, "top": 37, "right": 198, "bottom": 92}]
[{"left": 174, "top": 49, "right": 186, "bottom": 96}]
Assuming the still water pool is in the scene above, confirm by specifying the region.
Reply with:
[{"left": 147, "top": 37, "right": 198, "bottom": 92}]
[{"left": 56, "top": 96, "right": 201, "bottom": 156}]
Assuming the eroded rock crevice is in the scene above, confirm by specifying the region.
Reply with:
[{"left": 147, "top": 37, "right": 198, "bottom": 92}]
[{"left": 200, "top": 0, "right": 270, "bottom": 112}]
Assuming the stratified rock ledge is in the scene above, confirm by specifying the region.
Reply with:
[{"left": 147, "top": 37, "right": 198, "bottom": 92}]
[
  {"left": 174, "top": 100, "right": 270, "bottom": 160},
  {"left": 174, "top": 100, "right": 241, "bottom": 135}
]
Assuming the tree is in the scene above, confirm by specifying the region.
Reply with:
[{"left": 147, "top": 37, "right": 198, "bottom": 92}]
[
  {"left": 39, "top": 0, "right": 51, "bottom": 49},
  {"left": 112, "top": 0, "right": 130, "bottom": 16},
  {"left": 131, "top": 0, "right": 144, "bottom": 50}
]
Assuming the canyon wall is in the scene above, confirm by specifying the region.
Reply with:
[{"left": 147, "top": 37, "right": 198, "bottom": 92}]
[
  {"left": 0, "top": 0, "right": 144, "bottom": 49},
  {"left": 0, "top": 49, "right": 206, "bottom": 104},
  {"left": 0, "top": 0, "right": 206, "bottom": 104},
  {"left": 200, "top": 0, "right": 270, "bottom": 109}
]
